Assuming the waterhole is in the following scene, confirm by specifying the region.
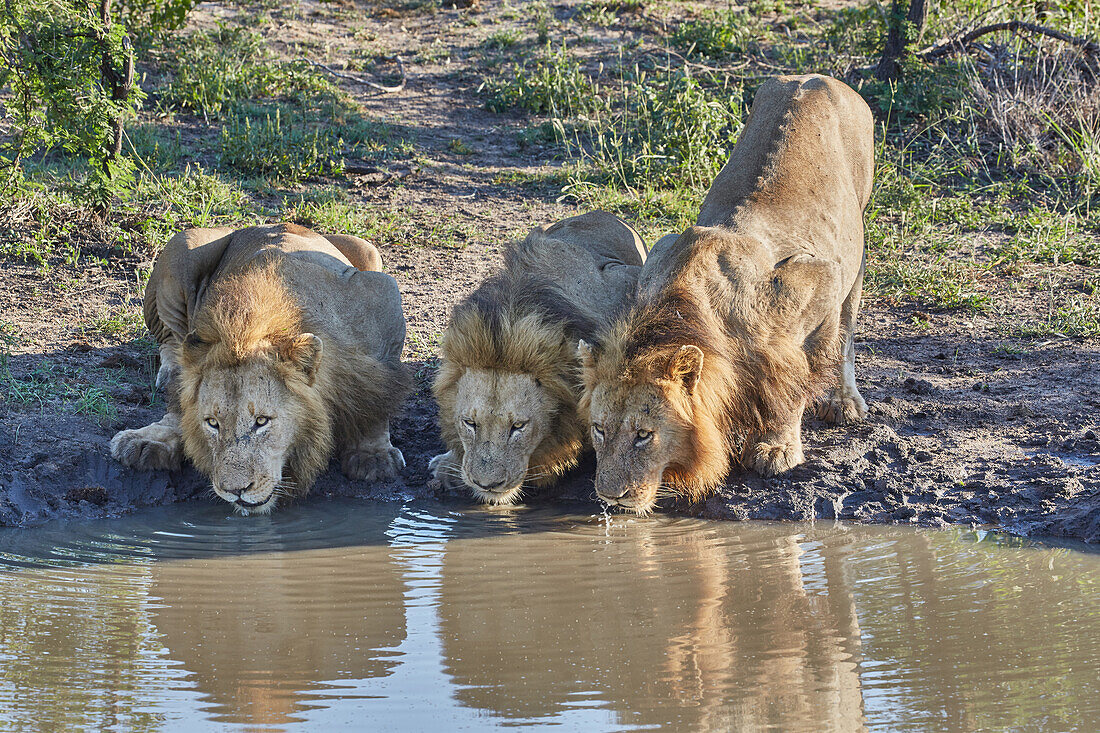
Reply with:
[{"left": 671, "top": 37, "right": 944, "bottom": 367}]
[{"left": 0, "top": 500, "right": 1096, "bottom": 732}]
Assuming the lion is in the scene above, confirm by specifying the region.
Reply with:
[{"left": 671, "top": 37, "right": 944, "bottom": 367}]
[
  {"left": 578, "top": 74, "right": 874, "bottom": 514},
  {"left": 109, "top": 223, "right": 411, "bottom": 514},
  {"left": 430, "top": 211, "right": 647, "bottom": 505}
]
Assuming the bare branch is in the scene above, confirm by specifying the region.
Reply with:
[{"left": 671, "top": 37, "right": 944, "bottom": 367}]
[
  {"left": 297, "top": 56, "right": 407, "bottom": 93},
  {"left": 919, "top": 20, "right": 1100, "bottom": 61}
]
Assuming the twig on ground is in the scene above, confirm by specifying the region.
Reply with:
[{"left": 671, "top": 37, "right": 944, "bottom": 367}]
[
  {"left": 919, "top": 21, "right": 1100, "bottom": 61},
  {"left": 298, "top": 56, "right": 407, "bottom": 92}
]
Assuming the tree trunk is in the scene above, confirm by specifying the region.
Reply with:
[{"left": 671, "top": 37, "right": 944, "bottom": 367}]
[
  {"left": 99, "top": 0, "right": 133, "bottom": 170},
  {"left": 876, "top": 0, "right": 929, "bottom": 80}
]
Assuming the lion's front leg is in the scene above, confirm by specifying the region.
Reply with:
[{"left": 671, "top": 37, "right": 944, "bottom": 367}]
[
  {"left": 429, "top": 449, "right": 466, "bottom": 493},
  {"left": 110, "top": 412, "right": 184, "bottom": 471},
  {"left": 749, "top": 403, "right": 806, "bottom": 477},
  {"left": 819, "top": 255, "right": 867, "bottom": 424},
  {"left": 340, "top": 422, "right": 405, "bottom": 483}
]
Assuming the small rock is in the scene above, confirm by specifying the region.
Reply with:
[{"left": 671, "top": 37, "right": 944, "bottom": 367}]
[
  {"left": 903, "top": 377, "right": 935, "bottom": 395},
  {"left": 64, "top": 486, "right": 109, "bottom": 506}
]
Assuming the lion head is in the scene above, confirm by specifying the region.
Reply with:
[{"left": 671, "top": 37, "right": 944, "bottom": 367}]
[
  {"left": 178, "top": 264, "right": 332, "bottom": 514},
  {"left": 578, "top": 283, "right": 748, "bottom": 515},
  {"left": 579, "top": 335, "right": 727, "bottom": 515},
  {"left": 433, "top": 274, "right": 594, "bottom": 505}
]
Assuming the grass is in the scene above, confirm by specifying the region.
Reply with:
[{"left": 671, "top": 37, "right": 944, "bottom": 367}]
[
  {"left": 219, "top": 108, "right": 345, "bottom": 183},
  {"left": 481, "top": 43, "right": 601, "bottom": 117},
  {"left": 474, "top": 0, "right": 1098, "bottom": 319},
  {"left": 1, "top": 0, "right": 1098, "bottom": 426}
]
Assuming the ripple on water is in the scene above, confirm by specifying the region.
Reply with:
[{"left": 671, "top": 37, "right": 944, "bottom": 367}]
[{"left": 0, "top": 499, "right": 1096, "bottom": 733}]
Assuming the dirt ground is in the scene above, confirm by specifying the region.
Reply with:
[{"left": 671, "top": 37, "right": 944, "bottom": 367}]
[{"left": 1, "top": 0, "right": 1097, "bottom": 542}]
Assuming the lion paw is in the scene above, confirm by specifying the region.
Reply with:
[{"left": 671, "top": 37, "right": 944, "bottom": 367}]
[
  {"left": 342, "top": 445, "right": 405, "bottom": 483},
  {"left": 429, "top": 451, "right": 465, "bottom": 493},
  {"left": 751, "top": 440, "right": 804, "bottom": 477},
  {"left": 819, "top": 388, "right": 868, "bottom": 424},
  {"left": 110, "top": 423, "right": 183, "bottom": 471}
]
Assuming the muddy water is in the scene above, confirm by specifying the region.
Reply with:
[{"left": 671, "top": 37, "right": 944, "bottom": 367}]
[{"left": 0, "top": 502, "right": 1096, "bottom": 732}]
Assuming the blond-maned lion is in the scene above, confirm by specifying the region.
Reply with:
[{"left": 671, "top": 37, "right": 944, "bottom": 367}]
[
  {"left": 110, "top": 223, "right": 411, "bottom": 514},
  {"left": 579, "top": 74, "right": 873, "bottom": 514},
  {"left": 431, "top": 211, "right": 647, "bottom": 505}
]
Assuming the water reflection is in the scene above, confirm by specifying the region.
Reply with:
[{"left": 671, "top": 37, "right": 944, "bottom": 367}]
[
  {"left": 150, "top": 547, "right": 406, "bottom": 726},
  {"left": 0, "top": 502, "right": 1095, "bottom": 732},
  {"left": 438, "top": 518, "right": 865, "bottom": 731}
]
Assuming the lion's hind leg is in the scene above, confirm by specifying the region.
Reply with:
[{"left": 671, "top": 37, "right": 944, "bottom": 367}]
[
  {"left": 340, "top": 422, "right": 405, "bottom": 483},
  {"left": 819, "top": 331, "right": 868, "bottom": 424},
  {"left": 819, "top": 257, "right": 867, "bottom": 424},
  {"left": 110, "top": 413, "right": 183, "bottom": 471}
]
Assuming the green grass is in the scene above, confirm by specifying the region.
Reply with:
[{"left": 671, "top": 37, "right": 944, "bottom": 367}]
[
  {"left": 671, "top": 9, "right": 767, "bottom": 59},
  {"left": 219, "top": 108, "right": 345, "bottom": 183},
  {"left": 157, "top": 26, "right": 346, "bottom": 119},
  {"left": 481, "top": 43, "right": 601, "bottom": 117}
]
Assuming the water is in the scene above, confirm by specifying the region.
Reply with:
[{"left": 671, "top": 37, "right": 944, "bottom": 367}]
[{"left": 0, "top": 500, "right": 1096, "bottom": 732}]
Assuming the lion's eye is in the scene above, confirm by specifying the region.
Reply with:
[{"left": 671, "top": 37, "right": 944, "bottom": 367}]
[
  {"left": 511, "top": 421, "right": 528, "bottom": 434},
  {"left": 635, "top": 429, "right": 653, "bottom": 447},
  {"left": 462, "top": 418, "right": 476, "bottom": 431},
  {"left": 591, "top": 424, "right": 604, "bottom": 442},
  {"left": 205, "top": 417, "right": 219, "bottom": 430},
  {"left": 255, "top": 416, "right": 271, "bottom": 428}
]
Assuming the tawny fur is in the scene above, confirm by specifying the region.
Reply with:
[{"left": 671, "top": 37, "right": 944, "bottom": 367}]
[
  {"left": 581, "top": 74, "right": 873, "bottom": 510},
  {"left": 431, "top": 211, "right": 646, "bottom": 502},
  {"left": 111, "top": 223, "right": 410, "bottom": 511},
  {"left": 433, "top": 273, "right": 593, "bottom": 484}
]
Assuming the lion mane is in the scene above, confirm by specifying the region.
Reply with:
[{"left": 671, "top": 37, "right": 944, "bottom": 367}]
[
  {"left": 433, "top": 270, "right": 601, "bottom": 484},
  {"left": 581, "top": 279, "right": 838, "bottom": 499},
  {"left": 178, "top": 260, "right": 410, "bottom": 494}
]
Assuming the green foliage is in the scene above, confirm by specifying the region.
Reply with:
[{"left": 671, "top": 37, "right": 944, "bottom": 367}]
[
  {"left": 567, "top": 70, "right": 742, "bottom": 189},
  {"left": 159, "top": 26, "right": 343, "bottom": 118},
  {"left": 117, "top": 0, "right": 198, "bottom": 42},
  {"left": 218, "top": 108, "right": 344, "bottom": 183},
  {"left": 860, "top": 57, "right": 968, "bottom": 125},
  {"left": 672, "top": 9, "right": 762, "bottom": 59},
  {"left": 0, "top": 0, "right": 144, "bottom": 196},
  {"left": 481, "top": 44, "right": 600, "bottom": 116}
]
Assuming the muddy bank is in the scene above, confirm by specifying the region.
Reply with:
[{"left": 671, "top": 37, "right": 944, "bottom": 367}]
[{"left": 2, "top": 303, "right": 1097, "bottom": 542}]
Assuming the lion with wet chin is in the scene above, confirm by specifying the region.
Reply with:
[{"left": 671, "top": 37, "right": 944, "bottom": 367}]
[
  {"left": 581, "top": 74, "right": 874, "bottom": 515},
  {"left": 110, "top": 224, "right": 410, "bottom": 514}
]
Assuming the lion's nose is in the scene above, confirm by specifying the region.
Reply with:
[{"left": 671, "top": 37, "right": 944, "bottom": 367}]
[
  {"left": 474, "top": 479, "right": 506, "bottom": 492},
  {"left": 597, "top": 485, "right": 630, "bottom": 501},
  {"left": 225, "top": 482, "right": 255, "bottom": 497}
]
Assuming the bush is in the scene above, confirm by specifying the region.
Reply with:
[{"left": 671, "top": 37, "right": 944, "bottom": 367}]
[{"left": 0, "top": 0, "right": 144, "bottom": 197}]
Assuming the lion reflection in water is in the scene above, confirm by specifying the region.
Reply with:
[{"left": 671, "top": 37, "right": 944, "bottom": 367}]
[
  {"left": 437, "top": 521, "right": 864, "bottom": 731},
  {"left": 148, "top": 540, "right": 406, "bottom": 727}
]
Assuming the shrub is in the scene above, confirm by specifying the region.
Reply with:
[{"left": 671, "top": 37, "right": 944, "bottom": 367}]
[{"left": 0, "top": 0, "right": 144, "bottom": 198}]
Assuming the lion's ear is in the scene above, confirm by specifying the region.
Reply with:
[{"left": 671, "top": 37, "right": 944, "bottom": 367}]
[
  {"left": 180, "top": 330, "right": 212, "bottom": 366},
  {"left": 576, "top": 339, "right": 595, "bottom": 372},
  {"left": 667, "top": 345, "right": 704, "bottom": 395},
  {"left": 283, "top": 333, "right": 323, "bottom": 385}
]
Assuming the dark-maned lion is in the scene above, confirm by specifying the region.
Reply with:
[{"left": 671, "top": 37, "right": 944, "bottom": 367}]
[
  {"left": 431, "top": 211, "right": 647, "bottom": 505},
  {"left": 579, "top": 74, "right": 874, "bottom": 514},
  {"left": 110, "top": 223, "right": 411, "bottom": 513}
]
